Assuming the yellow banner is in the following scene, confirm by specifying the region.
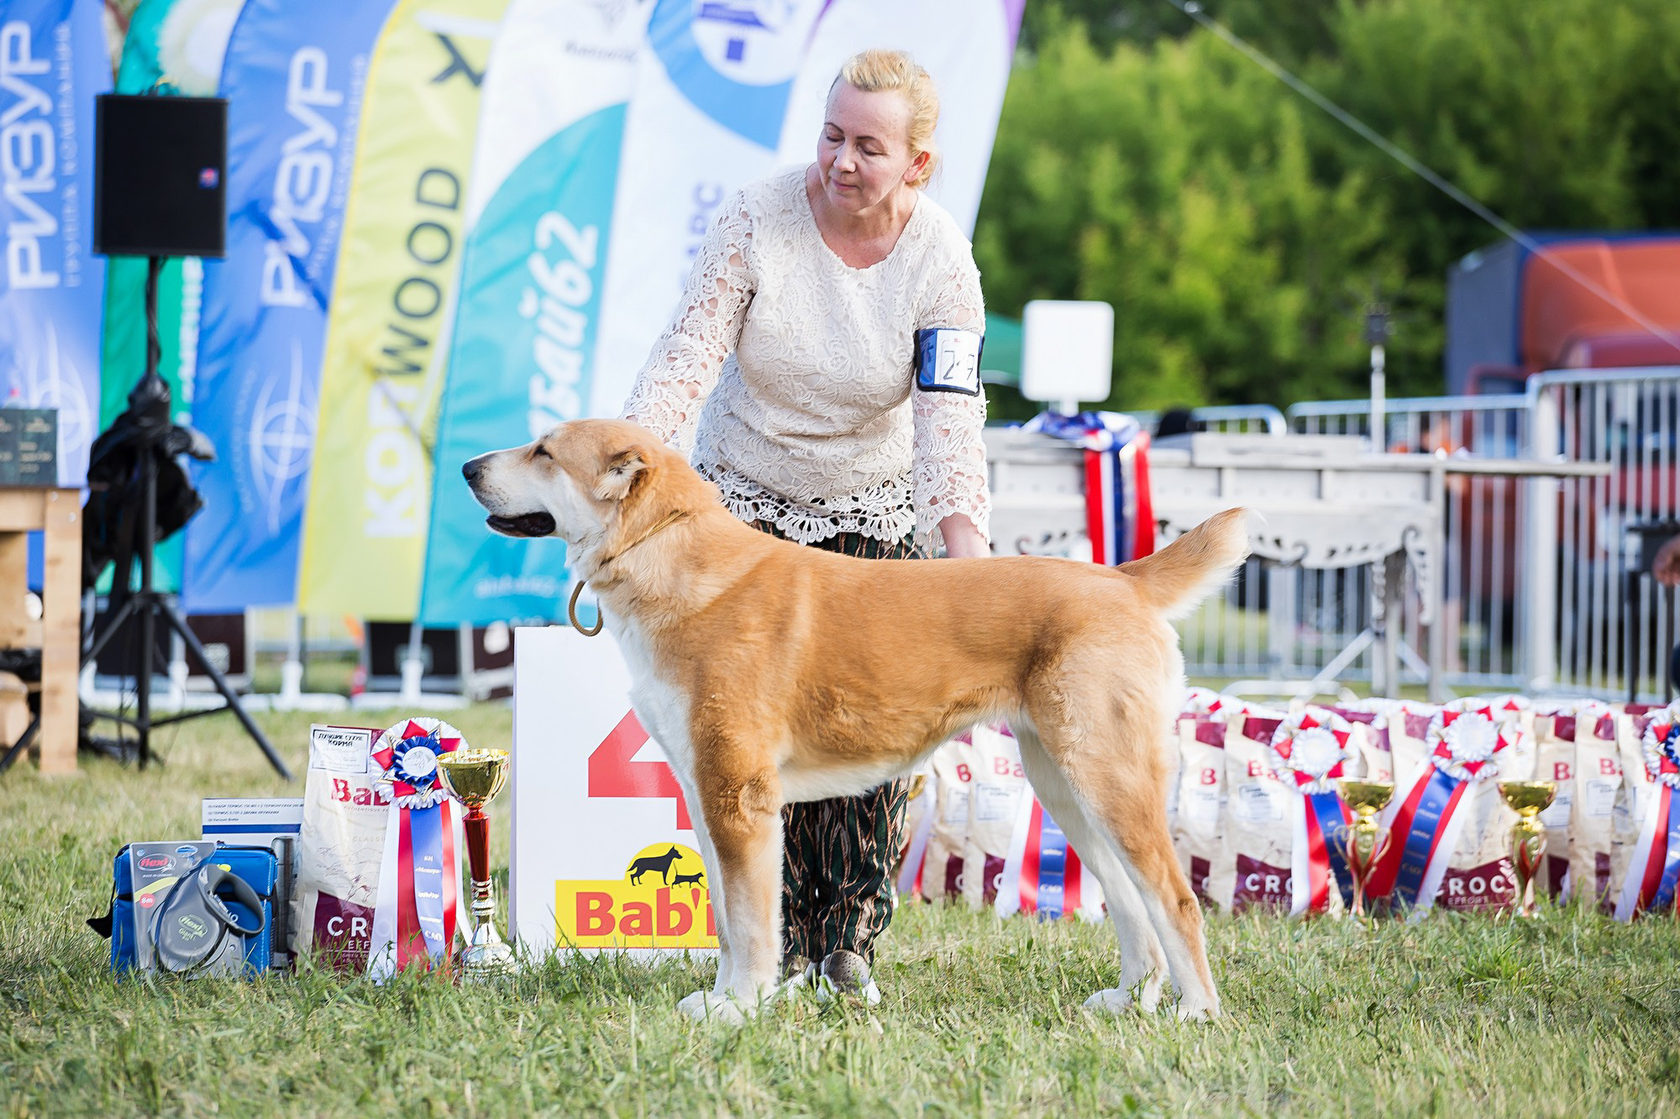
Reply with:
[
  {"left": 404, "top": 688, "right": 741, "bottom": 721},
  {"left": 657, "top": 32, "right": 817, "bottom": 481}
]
[
  {"left": 554, "top": 842, "right": 718, "bottom": 951},
  {"left": 297, "top": 0, "right": 508, "bottom": 619}
]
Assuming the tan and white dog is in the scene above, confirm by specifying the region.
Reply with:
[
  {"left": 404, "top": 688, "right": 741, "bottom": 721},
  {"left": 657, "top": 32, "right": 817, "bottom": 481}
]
[{"left": 465, "top": 419, "right": 1249, "bottom": 1023}]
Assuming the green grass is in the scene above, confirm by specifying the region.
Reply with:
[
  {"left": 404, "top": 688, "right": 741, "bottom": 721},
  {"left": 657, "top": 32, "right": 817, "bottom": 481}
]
[{"left": 5, "top": 703, "right": 1680, "bottom": 1117}]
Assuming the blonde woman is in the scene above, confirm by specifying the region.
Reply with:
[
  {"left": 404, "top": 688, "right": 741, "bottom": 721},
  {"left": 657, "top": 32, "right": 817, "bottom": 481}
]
[{"left": 621, "top": 49, "right": 990, "bottom": 1003}]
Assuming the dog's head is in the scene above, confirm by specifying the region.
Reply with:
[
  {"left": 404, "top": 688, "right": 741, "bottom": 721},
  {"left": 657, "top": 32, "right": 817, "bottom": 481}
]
[{"left": 463, "top": 419, "right": 704, "bottom": 549}]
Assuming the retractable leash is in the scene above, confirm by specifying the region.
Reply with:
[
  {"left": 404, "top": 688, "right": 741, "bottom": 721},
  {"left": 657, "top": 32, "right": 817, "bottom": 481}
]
[{"left": 150, "top": 861, "right": 266, "bottom": 975}]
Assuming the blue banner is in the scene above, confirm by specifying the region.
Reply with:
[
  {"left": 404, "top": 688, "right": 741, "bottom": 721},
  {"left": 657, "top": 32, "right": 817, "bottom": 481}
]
[
  {"left": 417, "top": 0, "right": 647, "bottom": 624},
  {"left": 183, "top": 0, "right": 394, "bottom": 611},
  {"left": 417, "top": 109, "right": 626, "bottom": 623},
  {"left": 0, "top": 0, "right": 109, "bottom": 487}
]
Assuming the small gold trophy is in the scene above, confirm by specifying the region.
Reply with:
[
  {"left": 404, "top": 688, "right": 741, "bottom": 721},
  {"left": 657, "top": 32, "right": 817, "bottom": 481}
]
[
  {"left": 1337, "top": 780, "right": 1395, "bottom": 919},
  {"left": 1497, "top": 780, "right": 1556, "bottom": 918},
  {"left": 436, "top": 748, "right": 516, "bottom": 976}
]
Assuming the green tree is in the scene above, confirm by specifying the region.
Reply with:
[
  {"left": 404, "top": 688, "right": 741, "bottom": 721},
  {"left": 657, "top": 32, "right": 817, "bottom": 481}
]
[
  {"left": 978, "top": 0, "right": 1680, "bottom": 413},
  {"left": 977, "top": 23, "right": 1402, "bottom": 414}
]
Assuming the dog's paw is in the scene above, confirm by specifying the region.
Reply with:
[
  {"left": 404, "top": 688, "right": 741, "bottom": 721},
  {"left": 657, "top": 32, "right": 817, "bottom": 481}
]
[
  {"left": 677, "top": 989, "right": 747, "bottom": 1025},
  {"left": 1175, "top": 995, "right": 1221, "bottom": 1023},
  {"left": 1081, "top": 988, "right": 1134, "bottom": 1015}
]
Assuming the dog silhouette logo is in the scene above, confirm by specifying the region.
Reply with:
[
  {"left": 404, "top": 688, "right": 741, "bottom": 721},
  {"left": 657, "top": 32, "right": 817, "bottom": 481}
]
[{"left": 626, "top": 845, "right": 684, "bottom": 886}]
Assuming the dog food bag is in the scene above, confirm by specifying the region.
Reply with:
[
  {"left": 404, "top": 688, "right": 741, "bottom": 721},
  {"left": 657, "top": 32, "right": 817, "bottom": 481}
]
[
  {"left": 1568, "top": 706, "right": 1631, "bottom": 908},
  {"left": 1173, "top": 716, "right": 1228, "bottom": 905},
  {"left": 1209, "top": 712, "right": 1294, "bottom": 914},
  {"left": 1610, "top": 703, "right": 1669, "bottom": 917},
  {"left": 292, "top": 725, "right": 388, "bottom": 969},
  {"left": 1529, "top": 703, "right": 1599, "bottom": 901},
  {"left": 924, "top": 733, "right": 983, "bottom": 900},
  {"left": 1430, "top": 708, "right": 1529, "bottom": 914},
  {"left": 961, "top": 724, "right": 1029, "bottom": 910}
]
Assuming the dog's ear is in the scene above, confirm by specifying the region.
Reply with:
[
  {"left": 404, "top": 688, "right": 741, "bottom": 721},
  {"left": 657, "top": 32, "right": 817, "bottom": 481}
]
[{"left": 594, "top": 448, "right": 649, "bottom": 502}]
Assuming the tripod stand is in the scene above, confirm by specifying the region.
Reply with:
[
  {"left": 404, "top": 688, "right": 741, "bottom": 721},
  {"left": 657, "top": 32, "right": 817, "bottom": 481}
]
[{"left": 82, "top": 256, "right": 292, "bottom": 780}]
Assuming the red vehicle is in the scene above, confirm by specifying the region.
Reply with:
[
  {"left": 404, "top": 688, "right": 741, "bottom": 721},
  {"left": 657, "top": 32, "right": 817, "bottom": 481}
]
[{"left": 1441, "top": 235, "right": 1680, "bottom": 606}]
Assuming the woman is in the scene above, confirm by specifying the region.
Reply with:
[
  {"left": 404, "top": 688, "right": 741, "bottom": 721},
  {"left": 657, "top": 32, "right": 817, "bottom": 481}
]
[{"left": 620, "top": 48, "right": 990, "bottom": 1004}]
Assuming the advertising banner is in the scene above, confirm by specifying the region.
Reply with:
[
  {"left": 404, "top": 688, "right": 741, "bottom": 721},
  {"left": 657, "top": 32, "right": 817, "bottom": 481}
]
[
  {"left": 510, "top": 625, "right": 716, "bottom": 959},
  {"left": 296, "top": 0, "right": 507, "bottom": 620},
  {"left": 0, "top": 0, "right": 109, "bottom": 486},
  {"left": 774, "top": 0, "right": 1024, "bottom": 236},
  {"left": 184, "top": 0, "right": 395, "bottom": 611},
  {"left": 416, "top": 0, "right": 651, "bottom": 625},
  {"left": 586, "top": 0, "right": 826, "bottom": 419}
]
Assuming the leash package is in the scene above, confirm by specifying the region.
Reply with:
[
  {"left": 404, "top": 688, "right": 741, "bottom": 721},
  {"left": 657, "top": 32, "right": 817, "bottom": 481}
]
[{"left": 93, "top": 842, "right": 277, "bottom": 977}]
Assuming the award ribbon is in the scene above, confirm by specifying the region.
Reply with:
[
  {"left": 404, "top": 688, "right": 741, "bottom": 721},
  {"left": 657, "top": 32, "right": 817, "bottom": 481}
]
[
  {"left": 374, "top": 718, "right": 464, "bottom": 967},
  {"left": 1615, "top": 716, "right": 1680, "bottom": 920},
  {"left": 1268, "top": 710, "right": 1357, "bottom": 916},
  {"left": 1369, "top": 706, "right": 1511, "bottom": 913},
  {"left": 1016, "top": 800, "right": 1084, "bottom": 920}
]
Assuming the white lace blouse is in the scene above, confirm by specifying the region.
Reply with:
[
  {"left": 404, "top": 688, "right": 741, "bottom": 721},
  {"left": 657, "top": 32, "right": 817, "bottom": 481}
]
[{"left": 619, "top": 166, "right": 991, "bottom": 547}]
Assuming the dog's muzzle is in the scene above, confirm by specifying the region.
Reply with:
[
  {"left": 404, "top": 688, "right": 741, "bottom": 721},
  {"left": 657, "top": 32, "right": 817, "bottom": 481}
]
[{"left": 486, "top": 512, "right": 557, "bottom": 537}]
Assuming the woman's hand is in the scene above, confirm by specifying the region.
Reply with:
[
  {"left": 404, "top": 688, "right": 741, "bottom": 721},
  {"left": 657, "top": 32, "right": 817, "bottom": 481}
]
[{"left": 938, "top": 513, "right": 990, "bottom": 559}]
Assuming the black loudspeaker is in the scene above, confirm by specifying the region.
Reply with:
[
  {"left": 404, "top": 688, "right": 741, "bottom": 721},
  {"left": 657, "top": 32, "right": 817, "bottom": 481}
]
[{"left": 93, "top": 94, "right": 227, "bottom": 258}]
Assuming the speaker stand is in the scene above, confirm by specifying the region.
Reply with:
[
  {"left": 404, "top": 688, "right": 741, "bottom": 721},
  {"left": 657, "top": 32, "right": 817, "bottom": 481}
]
[{"left": 83, "top": 256, "right": 292, "bottom": 781}]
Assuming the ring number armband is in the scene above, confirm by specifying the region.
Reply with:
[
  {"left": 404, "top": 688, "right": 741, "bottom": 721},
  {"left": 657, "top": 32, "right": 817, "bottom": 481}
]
[{"left": 914, "top": 328, "right": 984, "bottom": 396}]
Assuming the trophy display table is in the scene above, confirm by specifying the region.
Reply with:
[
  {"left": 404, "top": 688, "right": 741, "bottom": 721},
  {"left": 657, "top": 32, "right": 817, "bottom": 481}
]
[
  {"left": 985, "top": 428, "right": 1610, "bottom": 700},
  {"left": 0, "top": 488, "right": 82, "bottom": 775}
]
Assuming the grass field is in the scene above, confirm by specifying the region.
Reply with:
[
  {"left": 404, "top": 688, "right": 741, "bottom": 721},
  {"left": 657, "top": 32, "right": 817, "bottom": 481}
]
[{"left": 5, "top": 699, "right": 1680, "bottom": 1117}]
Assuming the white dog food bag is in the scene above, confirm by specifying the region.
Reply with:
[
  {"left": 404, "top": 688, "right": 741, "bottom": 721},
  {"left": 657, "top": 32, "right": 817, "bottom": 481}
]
[
  {"left": 1209, "top": 713, "right": 1294, "bottom": 914},
  {"left": 1173, "top": 716, "right": 1228, "bottom": 905},
  {"left": 924, "top": 733, "right": 983, "bottom": 900},
  {"left": 1529, "top": 703, "right": 1599, "bottom": 902},
  {"left": 961, "top": 724, "right": 1029, "bottom": 910},
  {"left": 292, "top": 725, "right": 389, "bottom": 969}
]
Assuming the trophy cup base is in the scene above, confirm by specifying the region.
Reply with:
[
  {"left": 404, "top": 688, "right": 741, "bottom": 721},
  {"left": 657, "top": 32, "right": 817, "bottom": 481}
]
[{"left": 456, "top": 940, "right": 517, "bottom": 981}]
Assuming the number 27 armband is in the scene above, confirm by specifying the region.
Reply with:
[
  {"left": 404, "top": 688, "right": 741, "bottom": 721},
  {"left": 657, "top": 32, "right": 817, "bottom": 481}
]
[{"left": 914, "top": 328, "right": 984, "bottom": 397}]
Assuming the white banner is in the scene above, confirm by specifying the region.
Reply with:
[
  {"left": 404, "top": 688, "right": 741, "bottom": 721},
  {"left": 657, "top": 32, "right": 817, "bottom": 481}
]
[
  {"left": 775, "top": 0, "right": 1019, "bottom": 235},
  {"left": 510, "top": 625, "right": 717, "bottom": 959},
  {"left": 586, "top": 0, "right": 826, "bottom": 418}
]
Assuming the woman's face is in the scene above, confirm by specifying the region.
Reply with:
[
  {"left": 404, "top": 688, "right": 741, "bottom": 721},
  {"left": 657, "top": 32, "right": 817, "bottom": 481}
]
[{"left": 816, "top": 82, "right": 927, "bottom": 217}]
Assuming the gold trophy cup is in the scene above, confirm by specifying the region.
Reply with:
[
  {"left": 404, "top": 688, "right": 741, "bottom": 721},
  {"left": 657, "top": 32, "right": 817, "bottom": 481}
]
[
  {"left": 436, "top": 748, "right": 516, "bottom": 976},
  {"left": 1497, "top": 780, "right": 1556, "bottom": 918},
  {"left": 1337, "top": 780, "right": 1395, "bottom": 919}
]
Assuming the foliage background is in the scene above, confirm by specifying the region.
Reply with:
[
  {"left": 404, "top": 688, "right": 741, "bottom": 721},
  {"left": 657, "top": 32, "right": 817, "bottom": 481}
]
[{"left": 976, "top": 0, "right": 1680, "bottom": 415}]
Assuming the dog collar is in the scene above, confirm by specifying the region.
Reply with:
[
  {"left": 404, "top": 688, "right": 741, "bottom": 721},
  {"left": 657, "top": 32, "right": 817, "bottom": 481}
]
[{"left": 567, "top": 510, "right": 690, "bottom": 637}]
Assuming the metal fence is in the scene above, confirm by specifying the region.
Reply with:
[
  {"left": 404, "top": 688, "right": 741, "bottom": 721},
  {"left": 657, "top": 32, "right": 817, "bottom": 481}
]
[{"left": 1166, "top": 370, "right": 1680, "bottom": 701}]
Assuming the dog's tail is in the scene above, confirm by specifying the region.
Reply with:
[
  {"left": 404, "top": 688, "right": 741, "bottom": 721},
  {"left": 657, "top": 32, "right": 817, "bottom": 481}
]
[{"left": 1120, "top": 507, "right": 1250, "bottom": 621}]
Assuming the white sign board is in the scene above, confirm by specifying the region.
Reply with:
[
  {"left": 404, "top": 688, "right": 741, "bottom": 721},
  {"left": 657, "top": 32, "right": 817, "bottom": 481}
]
[
  {"left": 510, "top": 625, "right": 717, "bottom": 959},
  {"left": 1021, "top": 299, "right": 1115, "bottom": 409}
]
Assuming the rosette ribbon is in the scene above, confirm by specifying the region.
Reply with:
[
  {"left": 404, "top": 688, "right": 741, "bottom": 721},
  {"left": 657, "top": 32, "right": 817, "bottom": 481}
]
[
  {"left": 1010, "top": 800, "right": 1087, "bottom": 920},
  {"left": 1367, "top": 706, "right": 1511, "bottom": 915},
  {"left": 372, "top": 719, "right": 463, "bottom": 970},
  {"left": 1022, "top": 411, "right": 1154, "bottom": 563},
  {"left": 1615, "top": 716, "right": 1680, "bottom": 920},
  {"left": 1268, "top": 710, "right": 1357, "bottom": 916}
]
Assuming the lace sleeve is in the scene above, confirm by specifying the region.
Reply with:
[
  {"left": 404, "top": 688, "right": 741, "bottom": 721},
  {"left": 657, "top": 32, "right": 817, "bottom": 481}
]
[
  {"left": 619, "top": 190, "right": 755, "bottom": 453},
  {"left": 912, "top": 246, "right": 991, "bottom": 545}
]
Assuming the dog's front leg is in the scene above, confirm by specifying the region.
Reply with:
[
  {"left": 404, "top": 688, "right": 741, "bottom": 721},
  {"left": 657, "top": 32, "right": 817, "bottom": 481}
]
[{"left": 676, "top": 766, "right": 784, "bottom": 1024}]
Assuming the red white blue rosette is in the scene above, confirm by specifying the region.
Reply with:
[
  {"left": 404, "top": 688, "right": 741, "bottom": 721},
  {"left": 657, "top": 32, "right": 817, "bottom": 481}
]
[
  {"left": 374, "top": 718, "right": 464, "bottom": 808},
  {"left": 1616, "top": 702, "right": 1680, "bottom": 920},
  {"left": 1426, "top": 706, "right": 1510, "bottom": 784},
  {"left": 371, "top": 718, "right": 465, "bottom": 966},
  {"left": 1268, "top": 710, "right": 1357, "bottom": 915},
  {"left": 1367, "top": 705, "right": 1514, "bottom": 915}
]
